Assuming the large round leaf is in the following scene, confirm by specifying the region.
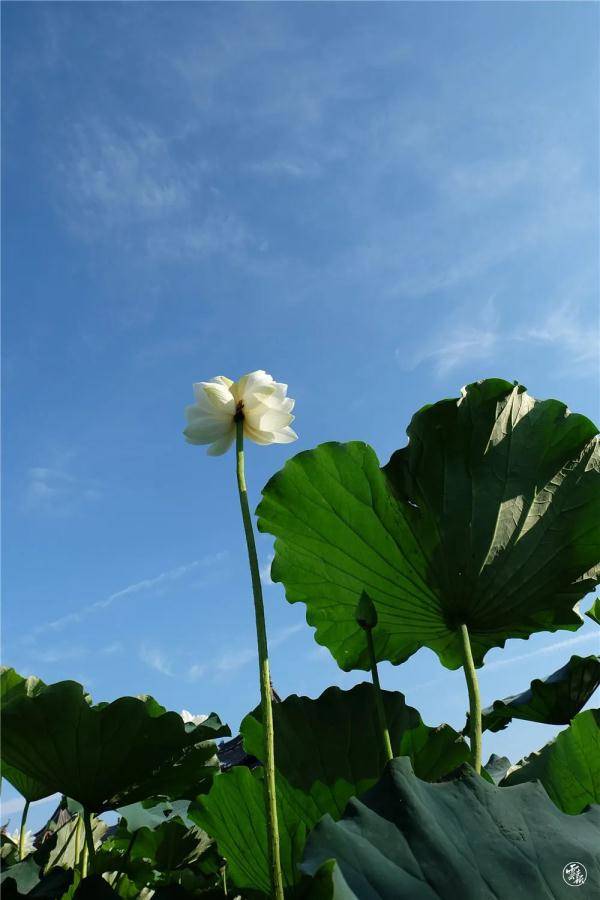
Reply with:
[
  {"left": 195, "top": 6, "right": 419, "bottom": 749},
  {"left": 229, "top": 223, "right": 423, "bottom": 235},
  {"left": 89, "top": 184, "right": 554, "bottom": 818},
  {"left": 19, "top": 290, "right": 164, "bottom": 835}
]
[
  {"left": 258, "top": 380, "right": 600, "bottom": 670},
  {"left": 501, "top": 708, "right": 600, "bottom": 814},
  {"left": 1, "top": 679, "right": 229, "bottom": 812},
  {"left": 301, "top": 758, "right": 600, "bottom": 899},
  {"left": 478, "top": 654, "right": 600, "bottom": 733}
]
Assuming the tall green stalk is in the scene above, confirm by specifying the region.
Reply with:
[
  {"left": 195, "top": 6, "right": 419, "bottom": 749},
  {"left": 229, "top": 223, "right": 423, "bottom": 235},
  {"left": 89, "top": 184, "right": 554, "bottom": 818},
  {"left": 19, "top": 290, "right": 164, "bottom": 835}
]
[
  {"left": 116, "top": 831, "right": 137, "bottom": 892},
  {"left": 18, "top": 800, "right": 30, "bottom": 859},
  {"left": 82, "top": 809, "right": 96, "bottom": 872},
  {"left": 235, "top": 417, "right": 284, "bottom": 900},
  {"left": 73, "top": 815, "right": 82, "bottom": 871},
  {"left": 459, "top": 623, "right": 482, "bottom": 773},
  {"left": 356, "top": 592, "right": 393, "bottom": 763}
]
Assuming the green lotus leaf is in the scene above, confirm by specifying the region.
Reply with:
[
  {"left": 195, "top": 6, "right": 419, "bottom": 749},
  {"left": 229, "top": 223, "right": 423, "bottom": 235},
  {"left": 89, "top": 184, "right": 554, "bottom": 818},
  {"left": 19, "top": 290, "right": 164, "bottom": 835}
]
[
  {"left": 45, "top": 814, "right": 107, "bottom": 871},
  {"left": 190, "top": 765, "right": 307, "bottom": 895},
  {"left": 476, "top": 654, "right": 600, "bottom": 733},
  {"left": 0, "top": 668, "right": 45, "bottom": 707},
  {"left": 192, "top": 683, "right": 469, "bottom": 894},
  {"left": 1, "top": 833, "right": 20, "bottom": 869},
  {"left": 1, "top": 669, "right": 52, "bottom": 802},
  {"left": 1, "top": 678, "right": 229, "bottom": 813},
  {"left": 301, "top": 757, "right": 600, "bottom": 899},
  {"left": 117, "top": 799, "right": 195, "bottom": 833},
  {"left": 243, "top": 682, "right": 469, "bottom": 796},
  {"left": 0, "top": 833, "right": 73, "bottom": 898},
  {"left": 98, "top": 813, "right": 218, "bottom": 895},
  {"left": 124, "top": 733, "right": 225, "bottom": 804},
  {"left": 258, "top": 380, "right": 600, "bottom": 670},
  {"left": 1, "top": 765, "right": 52, "bottom": 804},
  {"left": 501, "top": 708, "right": 600, "bottom": 814},
  {"left": 586, "top": 597, "right": 600, "bottom": 625}
]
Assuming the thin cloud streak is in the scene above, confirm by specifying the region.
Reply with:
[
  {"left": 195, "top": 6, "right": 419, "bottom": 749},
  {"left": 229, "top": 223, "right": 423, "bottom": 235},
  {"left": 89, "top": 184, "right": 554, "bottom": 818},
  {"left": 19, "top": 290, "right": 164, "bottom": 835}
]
[
  {"left": 1, "top": 794, "right": 60, "bottom": 817},
  {"left": 483, "top": 632, "right": 600, "bottom": 673},
  {"left": 30, "top": 554, "right": 226, "bottom": 638},
  {"left": 139, "top": 644, "right": 174, "bottom": 677},
  {"left": 212, "top": 623, "right": 304, "bottom": 676},
  {"left": 404, "top": 298, "right": 597, "bottom": 377},
  {"left": 410, "top": 631, "right": 599, "bottom": 692}
]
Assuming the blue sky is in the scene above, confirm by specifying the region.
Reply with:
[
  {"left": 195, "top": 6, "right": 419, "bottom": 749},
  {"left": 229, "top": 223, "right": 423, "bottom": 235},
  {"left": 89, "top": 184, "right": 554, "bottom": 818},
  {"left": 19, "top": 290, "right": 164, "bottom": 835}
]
[{"left": 2, "top": 2, "right": 599, "bottom": 829}]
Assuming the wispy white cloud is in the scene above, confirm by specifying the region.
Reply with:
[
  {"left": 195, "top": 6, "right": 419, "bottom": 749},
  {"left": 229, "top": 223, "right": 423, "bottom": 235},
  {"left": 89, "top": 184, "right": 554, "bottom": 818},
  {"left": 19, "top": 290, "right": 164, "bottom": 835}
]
[
  {"left": 483, "top": 631, "right": 600, "bottom": 673},
  {"left": 139, "top": 643, "right": 174, "bottom": 677},
  {"left": 23, "top": 467, "right": 101, "bottom": 515},
  {"left": 404, "top": 295, "right": 597, "bottom": 378},
  {"left": 260, "top": 553, "right": 275, "bottom": 587},
  {"left": 30, "top": 554, "right": 226, "bottom": 638},
  {"left": 519, "top": 302, "right": 598, "bottom": 367},
  {"left": 59, "top": 118, "right": 202, "bottom": 234},
  {"left": 410, "top": 631, "right": 599, "bottom": 693},
  {"left": 245, "top": 158, "right": 322, "bottom": 179},
  {"left": 145, "top": 213, "right": 254, "bottom": 262},
  {"left": 30, "top": 644, "right": 86, "bottom": 664},
  {"left": 405, "top": 298, "right": 499, "bottom": 377},
  {"left": 1, "top": 793, "right": 60, "bottom": 818},
  {"left": 215, "top": 646, "right": 257, "bottom": 675},
  {"left": 187, "top": 663, "right": 207, "bottom": 682},
  {"left": 56, "top": 117, "right": 260, "bottom": 269},
  {"left": 213, "top": 623, "right": 304, "bottom": 676}
]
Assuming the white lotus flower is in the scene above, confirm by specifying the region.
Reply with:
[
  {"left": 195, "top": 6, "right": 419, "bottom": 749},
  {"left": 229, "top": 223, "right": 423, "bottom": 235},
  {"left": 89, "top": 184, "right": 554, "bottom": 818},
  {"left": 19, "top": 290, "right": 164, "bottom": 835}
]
[
  {"left": 180, "top": 709, "right": 209, "bottom": 725},
  {"left": 184, "top": 370, "right": 297, "bottom": 456},
  {"left": 8, "top": 829, "right": 35, "bottom": 854}
]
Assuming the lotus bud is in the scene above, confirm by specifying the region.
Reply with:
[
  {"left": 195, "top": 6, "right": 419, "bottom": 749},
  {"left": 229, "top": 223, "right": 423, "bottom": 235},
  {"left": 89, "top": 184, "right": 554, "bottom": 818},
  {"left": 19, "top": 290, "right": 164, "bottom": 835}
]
[{"left": 355, "top": 591, "right": 378, "bottom": 631}]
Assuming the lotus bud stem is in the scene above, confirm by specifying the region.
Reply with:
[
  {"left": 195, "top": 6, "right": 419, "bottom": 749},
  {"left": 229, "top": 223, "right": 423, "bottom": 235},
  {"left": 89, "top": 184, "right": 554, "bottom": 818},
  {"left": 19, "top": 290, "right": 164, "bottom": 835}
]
[
  {"left": 356, "top": 592, "right": 394, "bottom": 763},
  {"left": 459, "top": 623, "right": 482, "bottom": 774}
]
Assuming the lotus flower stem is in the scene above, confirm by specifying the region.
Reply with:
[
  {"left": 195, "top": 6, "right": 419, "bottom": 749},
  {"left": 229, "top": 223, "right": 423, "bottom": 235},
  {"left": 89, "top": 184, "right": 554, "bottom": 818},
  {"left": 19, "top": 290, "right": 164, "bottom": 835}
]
[
  {"left": 459, "top": 624, "right": 482, "bottom": 773},
  {"left": 365, "top": 629, "right": 394, "bottom": 763},
  {"left": 18, "top": 800, "right": 30, "bottom": 859},
  {"left": 83, "top": 809, "right": 96, "bottom": 871},
  {"left": 235, "top": 418, "right": 285, "bottom": 900}
]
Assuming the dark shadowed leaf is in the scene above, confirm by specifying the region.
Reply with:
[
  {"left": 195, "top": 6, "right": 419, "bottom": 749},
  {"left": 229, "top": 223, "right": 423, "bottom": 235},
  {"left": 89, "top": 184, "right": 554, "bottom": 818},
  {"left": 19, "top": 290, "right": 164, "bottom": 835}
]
[
  {"left": 501, "top": 708, "right": 600, "bottom": 814},
  {"left": 1, "top": 678, "right": 229, "bottom": 812},
  {"left": 0, "top": 834, "right": 73, "bottom": 898},
  {"left": 301, "top": 758, "right": 600, "bottom": 899},
  {"left": 72, "top": 875, "right": 119, "bottom": 898},
  {"left": 477, "top": 654, "right": 600, "bottom": 733},
  {"left": 258, "top": 380, "right": 600, "bottom": 670},
  {"left": 1, "top": 669, "right": 52, "bottom": 801}
]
